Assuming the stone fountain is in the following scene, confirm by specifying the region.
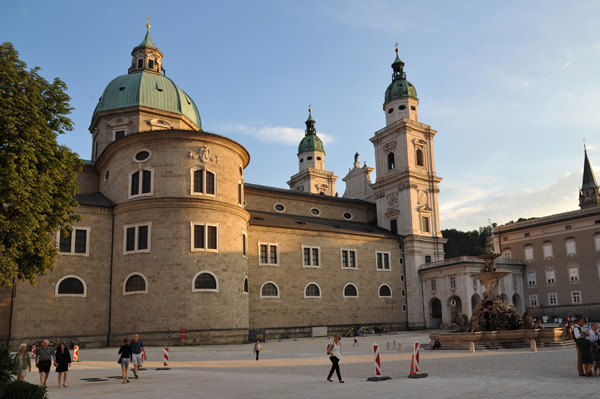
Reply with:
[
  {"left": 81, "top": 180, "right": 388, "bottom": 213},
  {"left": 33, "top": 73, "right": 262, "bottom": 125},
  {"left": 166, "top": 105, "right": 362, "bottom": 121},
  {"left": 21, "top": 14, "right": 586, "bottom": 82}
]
[
  {"left": 469, "top": 237, "right": 523, "bottom": 331},
  {"left": 428, "top": 236, "right": 568, "bottom": 349}
]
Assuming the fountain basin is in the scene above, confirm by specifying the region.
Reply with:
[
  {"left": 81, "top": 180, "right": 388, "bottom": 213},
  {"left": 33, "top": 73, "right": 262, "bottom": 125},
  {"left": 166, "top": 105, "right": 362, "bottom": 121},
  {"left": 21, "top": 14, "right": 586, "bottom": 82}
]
[{"left": 429, "top": 328, "right": 568, "bottom": 349}]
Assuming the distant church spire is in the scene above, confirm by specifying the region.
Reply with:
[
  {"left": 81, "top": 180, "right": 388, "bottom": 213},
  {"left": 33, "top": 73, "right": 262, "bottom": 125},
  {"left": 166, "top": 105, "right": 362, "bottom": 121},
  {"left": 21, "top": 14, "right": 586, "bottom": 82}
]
[{"left": 579, "top": 146, "right": 600, "bottom": 209}]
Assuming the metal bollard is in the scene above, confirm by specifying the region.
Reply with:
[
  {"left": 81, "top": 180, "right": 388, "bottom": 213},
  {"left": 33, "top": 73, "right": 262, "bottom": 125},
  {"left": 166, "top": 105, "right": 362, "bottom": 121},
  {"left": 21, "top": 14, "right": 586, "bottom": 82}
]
[{"left": 469, "top": 342, "right": 475, "bottom": 353}]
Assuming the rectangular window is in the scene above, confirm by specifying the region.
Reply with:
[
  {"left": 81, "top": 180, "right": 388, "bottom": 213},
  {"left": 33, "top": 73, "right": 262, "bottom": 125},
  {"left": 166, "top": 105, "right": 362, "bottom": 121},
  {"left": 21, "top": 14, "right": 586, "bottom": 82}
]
[
  {"left": 425, "top": 255, "right": 432, "bottom": 264},
  {"left": 542, "top": 243, "right": 553, "bottom": 258},
  {"left": 548, "top": 292, "right": 558, "bottom": 306},
  {"left": 242, "top": 231, "right": 247, "bottom": 257},
  {"left": 545, "top": 270, "right": 556, "bottom": 284},
  {"left": 527, "top": 271, "right": 536, "bottom": 286},
  {"left": 512, "top": 274, "right": 518, "bottom": 290},
  {"left": 124, "top": 223, "right": 151, "bottom": 254},
  {"left": 303, "top": 246, "right": 320, "bottom": 267},
  {"left": 148, "top": 59, "right": 154, "bottom": 69},
  {"left": 450, "top": 276, "right": 456, "bottom": 289},
  {"left": 524, "top": 246, "right": 534, "bottom": 261},
  {"left": 402, "top": 304, "right": 407, "bottom": 312},
  {"left": 142, "top": 170, "right": 152, "bottom": 193},
  {"left": 191, "top": 223, "right": 218, "bottom": 252},
  {"left": 572, "top": 291, "right": 582, "bottom": 304},
  {"left": 376, "top": 252, "right": 391, "bottom": 270},
  {"left": 503, "top": 250, "right": 511, "bottom": 259},
  {"left": 238, "top": 182, "right": 243, "bottom": 206},
  {"left": 431, "top": 279, "right": 437, "bottom": 291},
  {"left": 258, "top": 242, "right": 279, "bottom": 266},
  {"left": 401, "top": 289, "right": 406, "bottom": 297},
  {"left": 529, "top": 295, "right": 538, "bottom": 307},
  {"left": 341, "top": 249, "right": 357, "bottom": 269},
  {"left": 137, "top": 59, "right": 143, "bottom": 69},
  {"left": 473, "top": 278, "right": 478, "bottom": 289},
  {"left": 114, "top": 130, "right": 125, "bottom": 140},
  {"left": 566, "top": 239, "right": 576, "bottom": 256},
  {"left": 421, "top": 216, "right": 430, "bottom": 233},
  {"left": 568, "top": 267, "right": 579, "bottom": 282},
  {"left": 57, "top": 227, "right": 90, "bottom": 256},
  {"left": 390, "top": 219, "right": 397, "bottom": 235}
]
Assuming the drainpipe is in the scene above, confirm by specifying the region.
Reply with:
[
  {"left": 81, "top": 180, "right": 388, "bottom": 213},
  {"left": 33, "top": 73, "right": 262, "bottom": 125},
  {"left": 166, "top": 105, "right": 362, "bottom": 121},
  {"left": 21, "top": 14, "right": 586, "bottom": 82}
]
[
  {"left": 106, "top": 210, "right": 115, "bottom": 347},
  {"left": 400, "top": 238, "right": 409, "bottom": 331}
]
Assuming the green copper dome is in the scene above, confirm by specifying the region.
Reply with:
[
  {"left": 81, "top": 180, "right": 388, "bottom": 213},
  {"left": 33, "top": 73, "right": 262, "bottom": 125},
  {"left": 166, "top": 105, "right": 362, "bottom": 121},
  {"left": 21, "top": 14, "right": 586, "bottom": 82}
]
[
  {"left": 92, "top": 72, "right": 202, "bottom": 129},
  {"left": 298, "top": 109, "right": 324, "bottom": 154},
  {"left": 384, "top": 52, "right": 417, "bottom": 103}
]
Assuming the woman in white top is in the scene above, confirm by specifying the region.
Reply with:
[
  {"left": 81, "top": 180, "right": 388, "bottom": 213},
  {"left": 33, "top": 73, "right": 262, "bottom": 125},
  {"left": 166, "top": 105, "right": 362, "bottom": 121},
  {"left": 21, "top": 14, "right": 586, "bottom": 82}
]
[
  {"left": 326, "top": 335, "right": 344, "bottom": 383},
  {"left": 588, "top": 323, "right": 599, "bottom": 376}
]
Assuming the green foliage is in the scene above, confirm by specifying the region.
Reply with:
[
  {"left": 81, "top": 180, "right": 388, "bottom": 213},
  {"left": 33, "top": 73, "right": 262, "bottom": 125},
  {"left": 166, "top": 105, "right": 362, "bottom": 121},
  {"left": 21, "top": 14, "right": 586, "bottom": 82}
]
[
  {"left": 0, "top": 42, "right": 82, "bottom": 287},
  {"left": 0, "top": 344, "right": 15, "bottom": 383},
  {"left": 442, "top": 225, "right": 495, "bottom": 259},
  {"left": 0, "top": 380, "right": 48, "bottom": 399}
]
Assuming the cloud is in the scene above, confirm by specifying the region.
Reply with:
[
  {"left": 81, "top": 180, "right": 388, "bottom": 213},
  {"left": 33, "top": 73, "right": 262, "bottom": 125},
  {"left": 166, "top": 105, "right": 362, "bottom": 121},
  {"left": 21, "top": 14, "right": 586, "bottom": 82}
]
[
  {"left": 217, "top": 123, "right": 335, "bottom": 146},
  {"left": 440, "top": 171, "right": 581, "bottom": 231}
]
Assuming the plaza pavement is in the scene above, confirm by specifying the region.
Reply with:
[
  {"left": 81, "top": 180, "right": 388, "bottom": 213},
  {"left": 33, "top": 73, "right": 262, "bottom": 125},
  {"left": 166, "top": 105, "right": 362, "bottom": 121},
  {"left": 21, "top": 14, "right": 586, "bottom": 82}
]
[{"left": 21, "top": 330, "right": 598, "bottom": 399}]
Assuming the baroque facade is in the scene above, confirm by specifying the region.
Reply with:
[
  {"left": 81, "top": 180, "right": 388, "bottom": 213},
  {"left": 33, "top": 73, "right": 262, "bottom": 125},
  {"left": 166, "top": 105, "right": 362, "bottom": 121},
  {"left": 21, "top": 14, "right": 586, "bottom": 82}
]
[{"left": 0, "top": 29, "right": 446, "bottom": 346}]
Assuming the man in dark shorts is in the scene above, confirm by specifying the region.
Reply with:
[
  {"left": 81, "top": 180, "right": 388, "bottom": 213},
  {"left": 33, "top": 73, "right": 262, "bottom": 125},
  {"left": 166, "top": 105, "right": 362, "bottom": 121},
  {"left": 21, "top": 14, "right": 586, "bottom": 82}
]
[
  {"left": 130, "top": 334, "right": 146, "bottom": 379},
  {"left": 35, "top": 339, "right": 56, "bottom": 387}
]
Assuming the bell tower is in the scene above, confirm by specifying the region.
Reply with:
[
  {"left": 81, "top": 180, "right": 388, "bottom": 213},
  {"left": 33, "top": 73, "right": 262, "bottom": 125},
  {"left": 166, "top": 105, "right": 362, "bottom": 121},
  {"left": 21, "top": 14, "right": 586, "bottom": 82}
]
[
  {"left": 579, "top": 146, "right": 600, "bottom": 209},
  {"left": 370, "top": 48, "right": 446, "bottom": 329},
  {"left": 287, "top": 107, "right": 337, "bottom": 195}
]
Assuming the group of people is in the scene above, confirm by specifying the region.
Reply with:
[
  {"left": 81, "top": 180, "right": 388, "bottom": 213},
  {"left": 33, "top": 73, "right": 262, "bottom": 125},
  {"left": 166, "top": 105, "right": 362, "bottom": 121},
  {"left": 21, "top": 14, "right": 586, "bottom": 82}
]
[
  {"left": 117, "top": 334, "right": 147, "bottom": 384},
  {"left": 13, "top": 339, "right": 72, "bottom": 388},
  {"left": 572, "top": 318, "right": 600, "bottom": 377}
]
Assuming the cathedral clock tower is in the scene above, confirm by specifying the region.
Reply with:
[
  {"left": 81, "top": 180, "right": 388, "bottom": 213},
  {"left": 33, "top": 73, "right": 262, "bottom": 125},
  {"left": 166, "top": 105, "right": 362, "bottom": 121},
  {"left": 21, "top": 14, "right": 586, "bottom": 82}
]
[{"left": 370, "top": 48, "right": 446, "bottom": 329}]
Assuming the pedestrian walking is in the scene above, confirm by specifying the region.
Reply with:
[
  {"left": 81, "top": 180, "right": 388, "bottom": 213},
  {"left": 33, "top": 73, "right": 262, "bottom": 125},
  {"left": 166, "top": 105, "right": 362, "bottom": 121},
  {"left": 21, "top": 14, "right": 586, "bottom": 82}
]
[
  {"left": 326, "top": 335, "right": 344, "bottom": 383},
  {"left": 55, "top": 343, "right": 71, "bottom": 388},
  {"left": 130, "top": 334, "right": 146, "bottom": 379},
  {"left": 577, "top": 330, "right": 594, "bottom": 376},
  {"left": 118, "top": 337, "right": 132, "bottom": 384},
  {"left": 35, "top": 339, "right": 56, "bottom": 387},
  {"left": 253, "top": 340, "right": 262, "bottom": 361},
  {"left": 13, "top": 343, "right": 31, "bottom": 382}
]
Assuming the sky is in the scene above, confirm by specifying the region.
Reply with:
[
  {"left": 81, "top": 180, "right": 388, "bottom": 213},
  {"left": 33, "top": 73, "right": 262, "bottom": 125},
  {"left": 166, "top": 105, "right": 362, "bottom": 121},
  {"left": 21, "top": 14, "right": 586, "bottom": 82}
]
[{"left": 2, "top": 0, "right": 600, "bottom": 231}]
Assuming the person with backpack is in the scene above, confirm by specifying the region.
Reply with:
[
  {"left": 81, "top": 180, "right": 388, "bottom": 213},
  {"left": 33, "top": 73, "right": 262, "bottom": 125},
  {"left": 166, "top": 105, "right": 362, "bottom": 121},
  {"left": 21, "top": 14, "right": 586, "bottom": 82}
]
[
  {"left": 573, "top": 318, "right": 586, "bottom": 376},
  {"left": 326, "top": 335, "right": 344, "bottom": 383}
]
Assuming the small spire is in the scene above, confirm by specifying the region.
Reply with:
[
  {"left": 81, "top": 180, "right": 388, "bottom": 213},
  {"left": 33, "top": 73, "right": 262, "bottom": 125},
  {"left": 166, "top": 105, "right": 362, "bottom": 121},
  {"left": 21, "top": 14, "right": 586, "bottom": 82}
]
[
  {"left": 305, "top": 106, "right": 316, "bottom": 135},
  {"left": 146, "top": 17, "right": 151, "bottom": 31}
]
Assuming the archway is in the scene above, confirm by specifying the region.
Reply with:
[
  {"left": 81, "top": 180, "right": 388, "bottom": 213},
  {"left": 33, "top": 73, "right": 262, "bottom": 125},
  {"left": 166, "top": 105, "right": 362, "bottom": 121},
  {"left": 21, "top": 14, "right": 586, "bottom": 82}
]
[
  {"left": 500, "top": 293, "right": 508, "bottom": 302},
  {"left": 430, "top": 297, "right": 442, "bottom": 329},
  {"left": 471, "top": 293, "right": 481, "bottom": 313},
  {"left": 448, "top": 295, "right": 463, "bottom": 323},
  {"left": 512, "top": 293, "right": 522, "bottom": 313}
]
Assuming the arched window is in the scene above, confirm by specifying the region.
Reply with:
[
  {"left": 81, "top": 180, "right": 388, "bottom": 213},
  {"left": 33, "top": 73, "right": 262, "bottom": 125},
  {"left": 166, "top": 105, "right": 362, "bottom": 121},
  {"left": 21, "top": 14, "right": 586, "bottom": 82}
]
[
  {"left": 343, "top": 283, "right": 358, "bottom": 298},
  {"left": 130, "top": 169, "right": 152, "bottom": 197},
  {"left": 124, "top": 273, "right": 147, "bottom": 294},
  {"left": 416, "top": 149, "right": 424, "bottom": 166},
  {"left": 387, "top": 152, "right": 395, "bottom": 170},
  {"left": 192, "top": 271, "right": 218, "bottom": 292},
  {"left": 304, "top": 283, "right": 321, "bottom": 298},
  {"left": 243, "top": 276, "right": 249, "bottom": 294},
  {"left": 192, "top": 168, "right": 216, "bottom": 195},
  {"left": 378, "top": 284, "right": 392, "bottom": 298},
  {"left": 260, "top": 282, "right": 279, "bottom": 298},
  {"left": 56, "top": 276, "right": 86, "bottom": 297}
]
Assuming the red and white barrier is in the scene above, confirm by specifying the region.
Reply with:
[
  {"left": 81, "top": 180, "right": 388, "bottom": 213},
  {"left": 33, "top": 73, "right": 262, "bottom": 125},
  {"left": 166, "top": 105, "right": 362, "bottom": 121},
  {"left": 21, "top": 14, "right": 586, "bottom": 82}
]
[
  {"left": 31, "top": 345, "right": 36, "bottom": 357},
  {"left": 413, "top": 341, "right": 420, "bottom": 373},
  {"left": 163, "top": 347, "right": 170, "bottom": 367},
  {"left": 73, "top": 345, "right": 79, "bottom": 362},
  {"left": 373, "top": 344, "right": 382, "bottom": 376}
]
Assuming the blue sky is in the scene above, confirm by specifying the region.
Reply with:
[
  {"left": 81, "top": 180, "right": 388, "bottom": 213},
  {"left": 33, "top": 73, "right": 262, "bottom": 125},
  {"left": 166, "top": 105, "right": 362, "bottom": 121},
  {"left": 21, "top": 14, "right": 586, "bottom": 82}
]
[{"left": 3, "top": 0, "right": 600, "bottom": 231}]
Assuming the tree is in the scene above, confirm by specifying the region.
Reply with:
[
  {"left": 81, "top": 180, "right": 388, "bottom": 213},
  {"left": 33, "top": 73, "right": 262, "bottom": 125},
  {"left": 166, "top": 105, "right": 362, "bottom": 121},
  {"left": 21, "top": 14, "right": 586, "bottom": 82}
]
[
  {"left": 0, "top": 42, "right": 82, "bottom": 287},
  {"left": 442, "top": 224, "right": 496, "bottom": 259}
]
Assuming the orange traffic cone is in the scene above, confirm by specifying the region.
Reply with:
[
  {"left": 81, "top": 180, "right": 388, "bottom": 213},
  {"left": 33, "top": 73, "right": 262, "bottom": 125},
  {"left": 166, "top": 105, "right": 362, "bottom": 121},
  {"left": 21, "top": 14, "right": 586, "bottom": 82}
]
[{"left": 408, "top": 354, "right": 416, "bottom": 376}]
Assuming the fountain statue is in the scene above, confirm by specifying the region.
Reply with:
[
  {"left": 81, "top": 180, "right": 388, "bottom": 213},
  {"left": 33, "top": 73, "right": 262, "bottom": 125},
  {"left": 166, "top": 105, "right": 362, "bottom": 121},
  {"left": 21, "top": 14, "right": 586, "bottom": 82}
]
[{"left": 469, "top": 237, "right": 523, "bottom": 331}]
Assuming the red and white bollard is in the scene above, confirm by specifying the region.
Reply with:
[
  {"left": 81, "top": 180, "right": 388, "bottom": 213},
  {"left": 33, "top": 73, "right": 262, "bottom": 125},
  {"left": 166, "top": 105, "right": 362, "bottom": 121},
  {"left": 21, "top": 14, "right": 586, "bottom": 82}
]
[
  {"left": 73, "top": 345, "right": 79, "bottom": 362},
  {"left": 373, "top": 343, "right": 382, "bottom": 376},
  {"left": 163, "top": 347, "right": 170, "bottom": 367},
  {"left": 31, "top": 345, "right": 36, "bottom": 357},
  {"left": 408, "top": 341, "right": 428, "bottom": 378}
]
